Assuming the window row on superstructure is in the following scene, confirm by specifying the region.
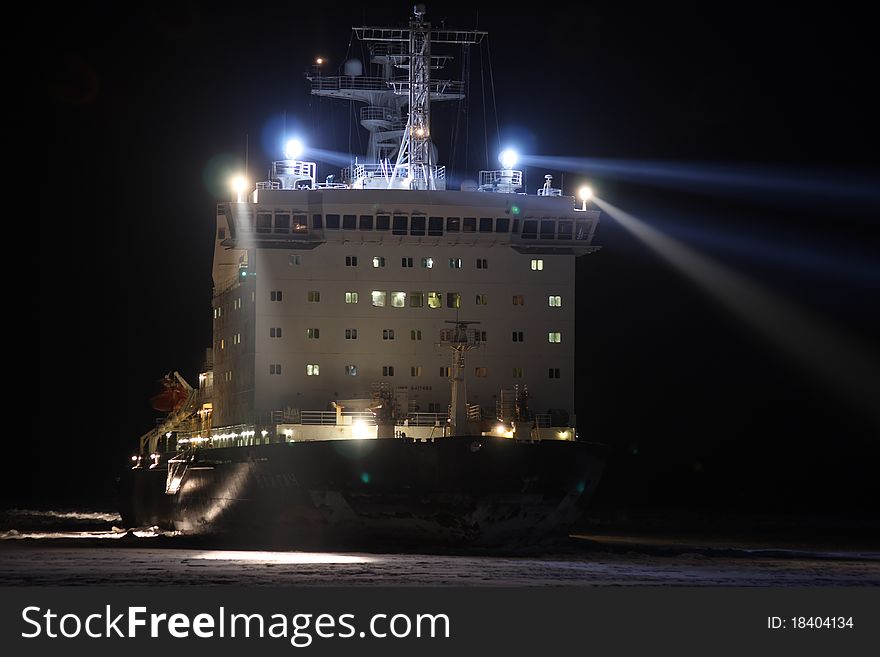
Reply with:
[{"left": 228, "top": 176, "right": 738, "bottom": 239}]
[
  {"left": 266, "top": 289, "right": 563, "bottom": 308},
  {"left": 256, "top": 364, "right": 565, "bottom": 378},
  {"left": 245, "top": 212, "right": 591, "bottom": 240},
  {"left": 296, "top": 255, "right": 548, "bottom": 271},
  {"left": 219, "top": 328, "right": 563, "bottom": 347}
]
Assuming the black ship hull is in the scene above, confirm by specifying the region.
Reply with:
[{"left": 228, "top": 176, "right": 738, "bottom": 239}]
[{"left": 119, "top": 436, "right": 605, "bottom": 547}]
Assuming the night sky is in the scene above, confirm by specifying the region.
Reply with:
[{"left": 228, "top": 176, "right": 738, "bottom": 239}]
[{"left": 11, "top": 1, "right": 879, "bottom": 521}]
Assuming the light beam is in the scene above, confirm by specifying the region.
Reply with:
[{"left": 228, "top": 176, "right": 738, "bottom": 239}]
[{"left": 594, "top": 196, "right": 880, "bottom": 425}]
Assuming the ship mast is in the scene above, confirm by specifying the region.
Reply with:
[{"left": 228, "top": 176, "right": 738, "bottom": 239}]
[
  {"left": 328, "top": 4, "right": 485, "bottom": 190},
  {"left": 395, "top": 4, "right": 432, "bottom": 188},
  {"left": 440, "top": 320, "right": 482, "bottom": 435}
]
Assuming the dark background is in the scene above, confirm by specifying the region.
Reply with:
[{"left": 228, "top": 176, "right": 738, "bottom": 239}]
[{"left": 10, "top": 2, "right": 879, "bottom": 529}]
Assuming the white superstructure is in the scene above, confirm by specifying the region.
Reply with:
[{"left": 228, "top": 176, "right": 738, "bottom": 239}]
[{"left": 199, "top": 6, "right": 600, "bottom": 447}]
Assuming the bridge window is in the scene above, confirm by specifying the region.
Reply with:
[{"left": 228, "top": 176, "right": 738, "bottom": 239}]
[
  {"left": 428, "top": 217, "right": 443, "bottom": 236},
  {"left": 256, "top": 213, "right": 272, "bottom": 234},
  {"left": 410, "top": 215, "right": 426, "bottom": 236},
  {"left": 274, "top": 213, "right": 290, "bottom": 233},
  {"left": 392, "top": 214, "right": 408, "bottom": 235}
]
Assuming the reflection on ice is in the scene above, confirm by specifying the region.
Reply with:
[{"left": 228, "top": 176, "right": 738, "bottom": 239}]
[
  {"left": 192, "top": 550, "right": 376, "bottom": 564},
  {"left": 1, "top": 527, "right": 165, "bottom": 540}
]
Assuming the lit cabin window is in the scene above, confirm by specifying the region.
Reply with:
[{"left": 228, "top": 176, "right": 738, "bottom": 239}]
[
  {"left": 372, "top": 256, "right": 386, "bottom": 268},
  {"left": 475, "top": 294, "right": 487, "bottom": 305},
  {"left": 233, "top": 333, "right": 241, "bottom": 345},
  {"left": 410, "top": 366, "right": 422, "bottom": 377},
  {"left": 391, "top": 292, "right": 406, "bottom": 307},
  {"left": 513, "top": 367, "right": 523, "bottom": 378},
  {"left": 475, "top": 367, "right": 488, "bottom": 377},
  {"left": 307, "top": 328, "right": 320, "bottom": 339},
  {"left": 427, "top": 292, "right": 442, "bottom": 309},
  {"left": 549, "top": 295, "right": 562, "bottom": 307},
  {"left": 530, "top": 259, "right": 544, "bottom": 271},
  {"left": 449, "top": 258, "right": 462, "bottom": 269},
  {"left": 440, "top": 367, "right": 451, "bottom": 377},
  {"left": 306, "top": 364, "right": 320, "bottom": 376},
  {"left": 345, "top": 365, "right": 358, "bottom": 376},
  {"left": 548, "top": 332, "right": 561, "bottom": 343},
  {"left": 345, "top": 292, "right": 359, "bottom": 304},
  {"left": 421, "top": 257, "right": 434, "bottom": 268},
  {"left": 371, "top": 291, "right": 387, "bottom": 307}
]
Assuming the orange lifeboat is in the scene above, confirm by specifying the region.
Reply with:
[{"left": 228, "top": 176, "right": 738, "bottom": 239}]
[{"left": 150, "top": 374, "right": 189, "bottom": 413}]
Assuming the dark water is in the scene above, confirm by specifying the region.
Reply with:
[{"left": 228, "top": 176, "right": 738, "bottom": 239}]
[{"left": 1, "top": 508, "right": 878, "bottom": 586}]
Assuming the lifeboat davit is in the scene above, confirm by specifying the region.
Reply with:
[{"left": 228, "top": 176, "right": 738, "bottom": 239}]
[{"left": 150, "top": 375, "right": 189, "bottom": 413}]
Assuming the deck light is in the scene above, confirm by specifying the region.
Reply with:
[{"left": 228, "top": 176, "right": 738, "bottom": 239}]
[
  {"left": 231, "top": 176, "right": 247, "bottom": 195},
  {"left": 284, "top": 138, "right": 304, "bottom": 159},
  {"left": 578, "top": 185, "right": 593, "bottom": 210},
  {"left": 499, "top": 148, "right": 518, "bottom": 169}
]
